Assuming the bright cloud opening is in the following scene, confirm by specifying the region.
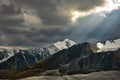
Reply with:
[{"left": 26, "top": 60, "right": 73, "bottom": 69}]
[{"left": 71, "top": 0, "right": 120, "bottom": 23}]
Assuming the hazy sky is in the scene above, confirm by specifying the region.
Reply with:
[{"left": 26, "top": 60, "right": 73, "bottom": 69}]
[{"left": 0, "top": 0, "right": 120, "bottom": 47}]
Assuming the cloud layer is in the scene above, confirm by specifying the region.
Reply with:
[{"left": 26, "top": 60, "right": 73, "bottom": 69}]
[{"left": 0, "top": 0, "right": 119, "bottom": 47}]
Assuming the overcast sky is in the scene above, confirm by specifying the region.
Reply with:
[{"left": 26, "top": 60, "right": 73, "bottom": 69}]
[{"left": 0, "top": 0, "right": 120, "bottom": 47}]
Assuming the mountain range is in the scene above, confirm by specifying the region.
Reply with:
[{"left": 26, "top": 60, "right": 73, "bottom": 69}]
[
  {"left": 0, "top": 38, "right": 119, "bottom": 79},
  {"left": 0, "top": 39, "right": 75, "bottom": 69}
]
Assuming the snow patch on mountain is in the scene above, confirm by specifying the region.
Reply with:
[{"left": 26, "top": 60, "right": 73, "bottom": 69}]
[
  {"left": 0, "top": 49, "right": 14, "bottom": 63},
  {"left": 53, "top": 39, "right": 76, "bottom": 50},
  {"left": 97, "top": 38, "right": 120, "bottom": 52}
]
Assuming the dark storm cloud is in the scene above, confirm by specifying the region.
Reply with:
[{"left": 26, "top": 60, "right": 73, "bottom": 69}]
[
  {"left": 0, "top": 4, "right": 24, "bottom": 26},
  {"left": 1, "top": 0, "right": 118, "bottom": 47},
  {"left": 13, "top": 0, "right": 105, "bottom": 25},
  {"left": 60, "top": 0, "right": 105, "bottom": 11},
  {"left": 36, "top": 0, "right": 104, "bottom": 25},
  {"left": 25, "top": 28, "right": 73, "bottom": 43},
  {"left": 0, "top": 19, "right": 23, "bottom": 26},
  {"left": 0, "top": 4, "right": 21, "bottom": 15},
  {"left": 0, "top": 34, "right": 35, "bottom": 46}
]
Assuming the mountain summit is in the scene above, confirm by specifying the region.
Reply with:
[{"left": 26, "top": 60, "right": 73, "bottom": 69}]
[
  {"left": 0, "top": 39, "right": 76, "bottom": 69},
  {"left": 53, "top": 39, "right": 76, "bottom": 50}
]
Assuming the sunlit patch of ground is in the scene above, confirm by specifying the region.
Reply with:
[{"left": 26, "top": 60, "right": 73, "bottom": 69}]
[{"left": 19, "top": 71, "right": 120, "bottom": 80}]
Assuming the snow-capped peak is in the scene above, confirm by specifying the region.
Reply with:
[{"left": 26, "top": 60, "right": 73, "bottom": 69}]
[
  {"left": 0, "top": 39, "right": 76, "bottom": 63},
  {"left": 53, "top": 39, "right": 76, "bottom": 50},
  {"left": 97, "top": 38, "right": 120, "bottom": 52},
  {"left": 63, "top": 39, "right": 71, "bottom": 42}
]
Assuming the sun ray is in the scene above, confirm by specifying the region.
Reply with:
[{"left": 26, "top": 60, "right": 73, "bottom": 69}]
[{"left": 71, "top": 0, "right": 120, "bottom": 23}]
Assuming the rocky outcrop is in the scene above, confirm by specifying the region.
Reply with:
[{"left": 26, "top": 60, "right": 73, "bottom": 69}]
[{"left": 59, "top": 49, "right": 120, "bottom": 75}]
